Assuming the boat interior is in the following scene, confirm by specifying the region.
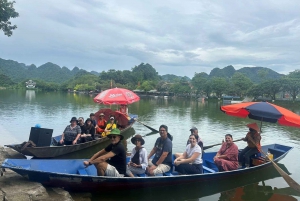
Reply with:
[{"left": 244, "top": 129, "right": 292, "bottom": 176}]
[{"left": 2, "top": 144, "right": 293, "bottom": 177}]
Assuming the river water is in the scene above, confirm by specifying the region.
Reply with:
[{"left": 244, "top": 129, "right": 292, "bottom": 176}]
[{"left": 0, "top": 90, "right": 300, "bottom": 200}]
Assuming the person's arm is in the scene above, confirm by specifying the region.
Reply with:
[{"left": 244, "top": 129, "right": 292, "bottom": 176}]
[
  {"left": 83, "top": 148, "right": 107, "bottom": 166},
  {"left": 60, "top": 133, "right": 65, "bottom": 144},
  {"left": 73, "top": 133, "right": 81, "bottom": 145},
  {"left": 148, "top": 147, "right": 157, "bottom": 160},
  {"left": 155, "top": 152, "right": 169, "bottom": 165},
  {"left": 91, "top": 151, "right": 115, "bottom": 164},
  {"left": 139, "top": 148, "right": 148, "bottom": 169},
  {"left": 174, "top": 151, "right": 187, "bottom": 165},
  {"left": 177, "top": 152, "right": 200, "bottom": 165},
  {"left": 104, "top": 124, "right": 111, "bottom": 132}
]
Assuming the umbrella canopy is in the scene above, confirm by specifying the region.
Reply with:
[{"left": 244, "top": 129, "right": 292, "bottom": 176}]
[
  {"left": 94, "top": 108, "right": 114, "bottom": 122},
  {"left": 95, "top": 109, "right": 129, "bottom": 127},
  {"left": 93, "top": 88, "right": 140, "bottom": 105},
  {"left": 220, "top": 102, "right": 300, "bottom": 128}
]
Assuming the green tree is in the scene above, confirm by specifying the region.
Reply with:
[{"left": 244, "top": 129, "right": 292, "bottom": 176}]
[
  {"left": 260, "top": 79, "right": 282, "bottom": 100},
  {"left": 0, "top": 0, "right": 19, "bottom": 36},
  {"left": 191, "top": 72, "right": 209, "bottom": 95},
  {"left": 247, "top": 84, "right": 263, "bottom": 99},
  {"left": 281, "top": 70, "right": 300, "bottom": 101},
  {"left": 211, "top": 77, "right": 229, "bottom": 98},
  {"left": 131, "top": 63, "right": 159, "bottom": 84},
  {"left": 231, "top": 72, "right": 253, "bottom": 97}
]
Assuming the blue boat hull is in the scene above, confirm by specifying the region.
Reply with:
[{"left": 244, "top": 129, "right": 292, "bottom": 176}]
[{"left": 1, "top": 144, "right": 293, "bottom": 192}]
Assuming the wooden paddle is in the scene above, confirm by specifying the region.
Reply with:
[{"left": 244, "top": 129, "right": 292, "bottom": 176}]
[
  {"left": 136, "top": 120, "right": 159, "bottom": 133},
  {"left": 247, "top": 137, "right": 300, "bottom": 192},
  {"left": 203, "top": 139, "right": 243, "bottom": 150}
]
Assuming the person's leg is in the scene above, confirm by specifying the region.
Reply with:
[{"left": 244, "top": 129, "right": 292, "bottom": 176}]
[
  {"left": 238, "top": 147, "right": 251, "bottom": 166},
  {"left": 152, "top": 164, "right": 171, "bottom": 176},
  {"left": 244, "top": 148, "right": 259, "bottom": 167},
  {"left": 126, "top": 166, "right": 134, "bottom": 177},
  {"left": 95, "top": 162, "right": 108, "bottom": 176}
]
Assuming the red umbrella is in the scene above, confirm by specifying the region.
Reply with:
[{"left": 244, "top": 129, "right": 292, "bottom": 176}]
[
  {"left": 94, "top": 108, "right": 114, "bottom": 122},
  {"left": 93, "top": 88, "right": 140, "bottom": 105},
  {"left": 220, "top": 102, "right": 300, "bottom": 128},
  {"left": 112, "top": 111, "right": 130, "bottom": 127}
]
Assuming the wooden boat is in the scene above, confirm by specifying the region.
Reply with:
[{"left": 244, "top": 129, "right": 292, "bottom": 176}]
[
  {"left": 1, "top": 144, "right": 293, "bottom": 193},
  {"left": 5, "top": 111, "right": 137, "bottom": 159}
]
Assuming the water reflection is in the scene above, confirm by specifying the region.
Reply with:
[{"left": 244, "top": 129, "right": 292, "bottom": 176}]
[{"left": 25, "top": 90, "right": 36, "bottom": 101}]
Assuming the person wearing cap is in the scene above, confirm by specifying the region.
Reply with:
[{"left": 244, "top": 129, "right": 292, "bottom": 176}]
[
  {"left": 126, "top": 135, "right": 148, "bottom": 177},
  {"left": 89, "top": 113, "right": 97, "bottom": 127},
  {"left": 59, "top": 117, "right": 81, "bottom": 145},
  {"left": 238, "top": 123, "right": 262, "bottom": 168},
  {"left": 84, "top": 128, "right": 126, "bottom": 177},
  {"left": 147, "top": 125, "right": 173, "bottom": 176},
  {"left": 95, "top": 113, "right": 107, "bottom": 134},
  {"left": 213, "top": 134, "right": 239, "bottom": 172},
  {"left": 174, "top": 134, "right": 203, "bottom": 174},
  {"left": 102, "top": 116, "right": 117, "bottom": 137},
  {"left": 80, "top": 118, "right": 95, "bottom": 143}
]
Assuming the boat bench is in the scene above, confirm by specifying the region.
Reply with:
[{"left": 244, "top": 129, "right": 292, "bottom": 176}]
[
  {"left": 204, "top": 160, "right": 218, "bottom": 171},
  {"left": 77, "top": 168, "right": 88, "bottom": 175},
  {"left": 203, "top": 165, "right": 216, "bottom": 173}
]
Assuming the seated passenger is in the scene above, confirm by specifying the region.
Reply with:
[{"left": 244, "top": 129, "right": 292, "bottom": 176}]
[
  {"left": 174, "top": 134, "right": 203, "bottom": 174},
  {"left": 213, "top": 134, "right": 239, "bottom": 172},
  {"left": 147, "top": 125, "right": 172, "bottom": 176},
  {"left": 175, "top": 126, "right": 203, "bottom": 158},
  {"left": 59, "top": 117, "right": 81, "bottom": 145},
  {"left": 89, "top": 113, "right": 97, "bottom": 127},
  {"left": 80, "top": 118, "right": 95, "bottom": 143},
  {"left": 83, "top": 129, "right": 126, "bottom": 177},
  {"left": 126, "top": 134, "right": 148, "bottom": 177},
  {"left": 102, "top": 116, "right": 117, "bottom": 137},
  {"left": 95, "top": 113, "right": 107, "bottom": 134},
  {"left": 78, "top": 117, "right": 87, "bottom": 134},
  {"left": 119, "top": 104, "right": 128, "bottom": 115},
  {"left": 238, "top": 123, "right": 261, "bottom": 168}
]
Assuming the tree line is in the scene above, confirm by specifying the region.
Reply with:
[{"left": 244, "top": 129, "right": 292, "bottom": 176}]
[{"left": 2, "top": 62, "right": 300, "bottom": 102}]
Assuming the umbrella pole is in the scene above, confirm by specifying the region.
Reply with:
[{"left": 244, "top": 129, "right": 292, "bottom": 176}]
[
  {"left": 247, "top": 137, "right": 300, "bottom": 192},
  {"left": 260, "top": 118, "right": 263, "bottom": 133}
]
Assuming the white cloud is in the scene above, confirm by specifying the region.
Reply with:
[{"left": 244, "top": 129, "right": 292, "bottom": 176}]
[{"left": 1, "top": 0, "right": 300, "bottom": 77}]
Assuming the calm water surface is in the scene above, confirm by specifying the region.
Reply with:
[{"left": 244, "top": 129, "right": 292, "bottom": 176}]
[{"left": 1, "top": 90, "right": 300, "bottom": 200}]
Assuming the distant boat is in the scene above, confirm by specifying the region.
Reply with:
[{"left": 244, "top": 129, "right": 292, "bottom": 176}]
[{"left": 25, "top": 80, "right": 36, "bottom": 89}]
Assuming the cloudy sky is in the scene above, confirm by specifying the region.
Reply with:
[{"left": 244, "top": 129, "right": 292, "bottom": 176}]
[{"left": 1, "top": 0, "right": 300, "bottom": 78}]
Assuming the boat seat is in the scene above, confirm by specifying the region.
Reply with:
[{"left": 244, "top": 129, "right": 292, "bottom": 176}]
[
  {"left": 136, "top": 173, "right": 147, "bottom": 177},
  {"left": 77, "top": 168, "right": 88, "bottom": 175},
  {"left": 203, "top": 165, "right": 216, "bottom": 173}
]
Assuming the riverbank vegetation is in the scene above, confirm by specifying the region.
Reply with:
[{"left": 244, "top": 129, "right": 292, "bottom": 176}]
[{"left": 1, "top": 57, "right": 300, "bottom": 101}]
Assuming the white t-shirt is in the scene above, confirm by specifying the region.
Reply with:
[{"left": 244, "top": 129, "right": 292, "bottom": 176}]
[{"left": 186, "top": 144, "right": 202, "bottom": 164}]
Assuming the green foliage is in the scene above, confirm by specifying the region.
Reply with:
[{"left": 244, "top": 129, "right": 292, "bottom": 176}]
[
  {"left": 63, "top": 73, "right": 99, "bottom": 91},
  {"left": 191, "top": 72, "right": 209, "bottom": 95},
  {"left": 247, "top": 84, "right": 263, "bottom": 99},
  {"left": 34, "top": 79, "right": 60, "bottom": 91},
  {"left": 161, "top": 74, "right": 191, "bottom": 82},
  {"left": 0, "top": 0, "right": 19, "bottom": 36},
  {"left": 231, "top": 72, "right": 253, "bottom": 97},
  {"left": 260, "top": 79, "right": 282, "bottom": 100},
  {"left": 0, "top": 73, "right": 15, "bottom": 86},
  {"left": 211, "top": 77, "right": 229, "bottom": 98},
  {"left": 131, "top": 63, "right": 159, "bottom": 83},
  {"left": 139, "top": 81, "right": 156, "bottom": 92},
  {"left": 169, "top": 81, "right": 191, "bottom": 94}
]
